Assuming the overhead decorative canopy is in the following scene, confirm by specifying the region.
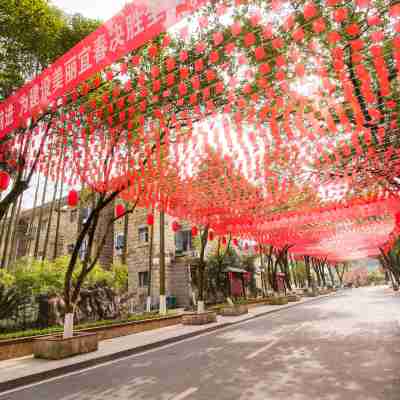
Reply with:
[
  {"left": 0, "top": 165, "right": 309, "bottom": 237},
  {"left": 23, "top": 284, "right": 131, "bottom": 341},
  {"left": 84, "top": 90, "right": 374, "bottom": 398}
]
[{"left": 1, "top": 0, "right": 400, "bottom": 261}]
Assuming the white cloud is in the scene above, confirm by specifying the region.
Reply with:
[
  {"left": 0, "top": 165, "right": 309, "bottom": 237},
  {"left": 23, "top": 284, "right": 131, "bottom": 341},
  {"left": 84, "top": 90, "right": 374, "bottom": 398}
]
[{"left": 51, "top": 0, "right": 128, "bottom": 21}]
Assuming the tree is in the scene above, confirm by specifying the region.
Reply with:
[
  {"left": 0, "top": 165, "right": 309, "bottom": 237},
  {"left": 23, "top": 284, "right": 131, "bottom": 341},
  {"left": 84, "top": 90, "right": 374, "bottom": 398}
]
[
  {"left": 335, "top": 263, "right": 349, "bottom": 286},
  {"left": 62, "top": 192, "right": 139, "bottom": 338},
  {"left": 206, "top": 236, "right": 241, "bottom": 301},
  {"left": 379, "top": 243, "right": 400, "bottom": 287},
  {"left": 0, "top": 2, "right": 100, "bottom": 226},
  {"left": 0, "top": 1, "right": 99, "bottom": 99},
  {"left": 192, "top": 226, "right": 210, "bottom": 312}
]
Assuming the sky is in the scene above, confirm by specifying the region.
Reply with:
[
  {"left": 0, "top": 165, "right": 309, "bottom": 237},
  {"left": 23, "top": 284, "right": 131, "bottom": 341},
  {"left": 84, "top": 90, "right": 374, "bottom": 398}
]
[{"left": 52, "top": 0, "right": 128, "bottom": 21}]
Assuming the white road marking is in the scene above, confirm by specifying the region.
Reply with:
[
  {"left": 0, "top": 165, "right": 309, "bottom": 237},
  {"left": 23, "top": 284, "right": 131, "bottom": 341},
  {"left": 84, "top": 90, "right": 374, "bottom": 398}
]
[
  {"left": 245, "top": 340, "right": 279, "bottom": 360},
  {"left": 170, "top": 387, "right": 198, "bottom": 400},
  {"left": 245, "top": 323, "right": 305, "bottom": 360}
]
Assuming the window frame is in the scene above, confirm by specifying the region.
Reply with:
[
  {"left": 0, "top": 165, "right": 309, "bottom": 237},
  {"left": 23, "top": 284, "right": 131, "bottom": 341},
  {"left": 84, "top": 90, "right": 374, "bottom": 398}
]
[
  {"left": 138, "top": 271, "right": 149, "bottom": 288},
  {"left": 138, "top": 225, "right": 149, "bottom": 243}
]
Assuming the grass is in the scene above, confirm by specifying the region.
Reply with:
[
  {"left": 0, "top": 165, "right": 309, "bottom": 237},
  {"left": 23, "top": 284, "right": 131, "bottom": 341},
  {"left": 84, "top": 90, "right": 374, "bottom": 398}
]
[{"left": 0, "top": 311, "right": 177, "bottom": 341}]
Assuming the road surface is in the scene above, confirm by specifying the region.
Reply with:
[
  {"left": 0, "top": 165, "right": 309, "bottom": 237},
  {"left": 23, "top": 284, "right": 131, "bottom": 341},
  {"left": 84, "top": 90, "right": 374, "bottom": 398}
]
[{"left": 2, "top": 287, "right": 400, "bottom": 400}]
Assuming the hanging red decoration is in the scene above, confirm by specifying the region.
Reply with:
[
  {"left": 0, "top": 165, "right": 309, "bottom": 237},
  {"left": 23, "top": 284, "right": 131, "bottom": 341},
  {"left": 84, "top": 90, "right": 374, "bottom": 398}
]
[
  {"left": 0, "top": 171, "right": 10, "bottom": 191},
  {"left": 172, "top": 221, "right": 181, "bottom": 232},
  {"left": 208, "top": 230, "right": 214, "bottom": 241},
  {"left": 303, "top": 2, "right": 318, "bottom": 20},
  {"left": 292, "top": 28, "right": 304, "bottom": 42},
  {"left": 244, "top": 32, "right": 256, "bottom": 47},
  {"left": 390, "top": 4, "right": 400, "bottom": 17},
  {"left": 191, "top": 226, "right": 198, "bottom": 237},
  {"left": 67, "top": 190, "right": 79, "bottom": 207},
  {"left": 115, "top": 204, "right": 125, "bottom": 218},
  {"left": 333, "top": 8, "right": 348, "bottom": 22},
  {"left": 147, "top": 213, "right": 154, "bottom": 226}
]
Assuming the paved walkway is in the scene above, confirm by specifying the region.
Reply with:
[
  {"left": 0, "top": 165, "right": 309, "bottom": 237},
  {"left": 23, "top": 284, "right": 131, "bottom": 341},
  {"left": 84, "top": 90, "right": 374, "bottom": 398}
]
[{"left": 0, "top": 295, "right": 328, "bottom": 392}]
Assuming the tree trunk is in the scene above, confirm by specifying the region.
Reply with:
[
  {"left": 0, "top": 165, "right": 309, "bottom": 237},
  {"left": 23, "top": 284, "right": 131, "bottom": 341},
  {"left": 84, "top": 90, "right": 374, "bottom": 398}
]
[
  {"left": 147, "top": 212, "right": 154, "bottom": 313},
  {"left": 159, "top": 210, "right": 166, "bottom": 315},
  {"left": 1, "top": 200, "right": 17, "bottom": 268},
  {"left": 42, "top": 179, "right": 59, "bottom": 261},
  {"left": 0, "top": 205, "right": 9, "bottom": 263},
  {"left": 121, "top": 207, "right": 129, "bottom": 264},
  {"left": 26, "top": 175, "right": 41, "bottom": 257},
  {"left": 197, "top": 226, "right": 209, "bottom": 312},
  {"left": 327, "top": 265, "right": 335, "bottom": 286},
  {"left": 63, "top": 308, "right": 75, "bottom": 339},
  {"left": 53, "top": 176, "right": 64, "bottom": 259},
  {"left": 8, "top": 192, "right": 23, "bottom": 266},
  {"left": 304, "top": 256, "right": 313, "bottom": 290},
  {"left": 33, "top": 172, "right": 49, "bottom": 258}
]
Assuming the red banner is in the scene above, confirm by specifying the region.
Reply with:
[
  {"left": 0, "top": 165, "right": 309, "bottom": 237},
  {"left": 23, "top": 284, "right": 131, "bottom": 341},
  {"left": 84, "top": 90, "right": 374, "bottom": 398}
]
[{"left": 0, "top": 0, "right": 207, "bottom": 139}]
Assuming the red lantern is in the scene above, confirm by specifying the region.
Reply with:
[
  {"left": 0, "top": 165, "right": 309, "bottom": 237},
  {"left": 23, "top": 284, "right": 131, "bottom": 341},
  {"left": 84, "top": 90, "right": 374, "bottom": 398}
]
[
  {"left": 208, "top": 230, "right": 214, "bottom": 241},
  {"left": 395, "top": 213, "right": 400, "bottom": 227},
  {"left": 233, "top": 238, "right": 239, "bottom": 247},
  {"left": 191, "top": 226, "right": 198, "bottom": 237},
  {"left": 0, "top": 171, "right": 10, "bottom": 191},
  {"left": 115, "top": 204, "right": 125, "bottom": 218},
  {"left": 67, "top": 190, "right": 79, "bottom": 207},
  {"left": 304, "top": 2, "right": 318, "bottom": 20},
  {"left": 172, "top": 221, "right": 180, "bottom": 232},
  {"left": 147, "top": 213, "right": 154, "bottom": 226},
  {"left": 221, "top": 236, "right": 227, "bottom": 245}
]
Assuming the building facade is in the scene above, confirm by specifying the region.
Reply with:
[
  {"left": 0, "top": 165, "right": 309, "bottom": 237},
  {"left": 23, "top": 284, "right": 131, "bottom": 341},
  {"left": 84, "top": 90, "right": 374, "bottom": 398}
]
[{"left": 0, "top": 198, "right": 197, "bottom": 309}]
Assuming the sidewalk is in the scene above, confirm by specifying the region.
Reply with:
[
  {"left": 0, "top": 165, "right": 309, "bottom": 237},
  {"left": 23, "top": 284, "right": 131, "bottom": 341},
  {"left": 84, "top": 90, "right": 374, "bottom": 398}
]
[{"left": 0, "top": 294, "right": 335, "bottom": 393}]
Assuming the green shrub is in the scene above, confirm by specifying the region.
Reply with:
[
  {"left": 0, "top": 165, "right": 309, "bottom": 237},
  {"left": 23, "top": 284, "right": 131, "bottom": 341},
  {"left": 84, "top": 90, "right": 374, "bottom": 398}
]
[
  {"left": 0, "top": 269, "right": 15, "bottom": 288},
  {"left": 110, "top": 263, "right": 128, "bottom": 292},
  {"left": 7, "top": 256, "right": 128, "bottom": 298}
]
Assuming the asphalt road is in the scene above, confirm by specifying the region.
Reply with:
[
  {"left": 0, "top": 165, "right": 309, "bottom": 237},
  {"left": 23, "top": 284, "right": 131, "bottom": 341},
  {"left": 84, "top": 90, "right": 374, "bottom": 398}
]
[{"left": 2, "top": 287, "right": 400, "bottom": 400}]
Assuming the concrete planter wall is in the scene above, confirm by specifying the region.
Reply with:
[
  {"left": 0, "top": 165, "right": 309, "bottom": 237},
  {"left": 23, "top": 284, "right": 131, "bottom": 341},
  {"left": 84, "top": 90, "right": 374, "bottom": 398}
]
[
  {"left": 269, "top": 296, "right": 289, "bottom": 305},
  {"left": 182, "top": 312, "right": 217, "bottom": 325},
  {"left": 33, "top": 333, "right": 98, "bottom": 360},
  {"left": 287, "top": 295, "right": 301, "bottom": 302},
  {"left": 218, "top": 304, "right": 249, "bottom": 316},
  {"left": 0, "top": 314, "right": 182, "bottom": 362}
]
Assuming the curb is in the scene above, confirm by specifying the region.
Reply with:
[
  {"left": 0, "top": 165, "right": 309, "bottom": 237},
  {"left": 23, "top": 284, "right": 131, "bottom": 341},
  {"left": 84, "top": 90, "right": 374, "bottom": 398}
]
[{"left": 0, "top": 293, "right": 336, "bottom": 394}]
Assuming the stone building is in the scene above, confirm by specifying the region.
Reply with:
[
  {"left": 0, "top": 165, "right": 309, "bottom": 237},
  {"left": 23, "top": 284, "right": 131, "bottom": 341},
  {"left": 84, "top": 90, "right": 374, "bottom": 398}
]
[{"left": 0, "top": 197, "right": 197, "bottom": 309}]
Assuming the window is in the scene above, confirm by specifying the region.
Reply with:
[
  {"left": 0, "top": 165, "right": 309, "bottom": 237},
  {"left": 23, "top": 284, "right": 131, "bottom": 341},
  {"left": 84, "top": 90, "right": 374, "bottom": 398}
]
[
  {"left": 175, "top": 230, "right": 193, "bottom": 254},
  {"left": 115, "top": 233, "right": 125, "bottom": 250},
  {"left": 70, "top": 209, "right": 77, "bottom": 223},
  {"left": 138, "top": 271, "right": 149, "bottom": 287},
  {"left": 138, "top": 226, "right": 149, "bottom": 243}
]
